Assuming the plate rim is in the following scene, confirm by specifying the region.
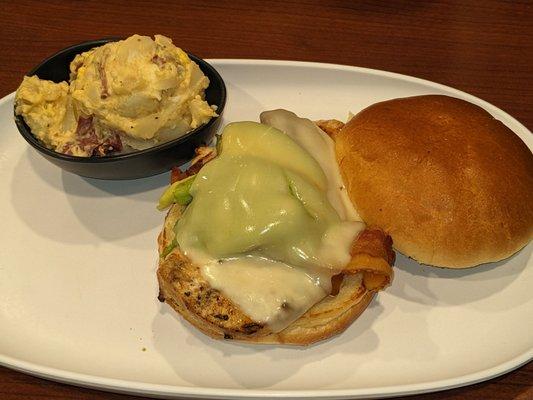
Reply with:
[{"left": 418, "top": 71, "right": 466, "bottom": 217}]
[
  {"left": 0, "top": 351, "right": 531, "bottom": 399},
  {"left": 1, "top": 59, "right": 532, "bottom": 399}
]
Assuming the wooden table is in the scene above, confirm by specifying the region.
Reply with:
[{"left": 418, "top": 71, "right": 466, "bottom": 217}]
[{"left": 0, "top": 1, "right": 531, "bottom": 399}]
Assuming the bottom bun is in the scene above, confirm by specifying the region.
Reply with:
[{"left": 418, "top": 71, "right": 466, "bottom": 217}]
[
  {"left": 245, "top": 278, "right": 374, "bottom": 345},
  {"left": 157, "top": 205, "right": 374, "bottom": 345}
]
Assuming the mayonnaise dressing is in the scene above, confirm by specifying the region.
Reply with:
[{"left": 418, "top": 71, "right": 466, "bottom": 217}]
[{"left": 174, "top": 112, "right": 365, "bottom": 332}]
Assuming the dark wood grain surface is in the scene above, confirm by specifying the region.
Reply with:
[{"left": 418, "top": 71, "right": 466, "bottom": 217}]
[{"left": 0, "top": 1, "right": 531, "bottom": 399}]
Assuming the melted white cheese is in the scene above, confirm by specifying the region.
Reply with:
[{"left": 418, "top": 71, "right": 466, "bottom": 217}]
[
  {"left": 180, "top": 111, "right": 365, "bottom": 333},
  {"left": 201, "top": 257, "right": 330, "bottom": 332},
  {"left": 260, "top": 109, "right": 361, "bottom": 222}
]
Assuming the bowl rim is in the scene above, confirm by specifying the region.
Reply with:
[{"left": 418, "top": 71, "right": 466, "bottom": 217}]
[{"left": 14, "top": 37, "right": 226, "bottom": 164}]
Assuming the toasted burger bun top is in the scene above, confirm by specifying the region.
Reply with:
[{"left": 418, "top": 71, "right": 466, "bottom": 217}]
[{"left": 334, "top": 95, "right": 533, "bottom": 268}]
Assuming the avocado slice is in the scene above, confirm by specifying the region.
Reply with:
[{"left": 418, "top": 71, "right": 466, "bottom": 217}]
[{"left": 157, "top": 174, "right": 196, "bottom": 210}]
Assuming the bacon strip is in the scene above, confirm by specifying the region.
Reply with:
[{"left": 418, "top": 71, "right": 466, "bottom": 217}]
[
  {"left": 315, "top": 119, "right": 345, "bottom": 138},
  {"left": 342, "top": 228, "right": 395, "bottom": 291},
  {"left": 170, "top": 147, "right": 217, "bottom": 184},
  {"left": 170, "top": 167, "right": 188, "bottom": 183}
]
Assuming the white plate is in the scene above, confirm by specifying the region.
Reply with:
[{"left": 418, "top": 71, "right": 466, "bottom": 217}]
[{"left": 0, "top": 60, "right": 531, "bottom": 399}]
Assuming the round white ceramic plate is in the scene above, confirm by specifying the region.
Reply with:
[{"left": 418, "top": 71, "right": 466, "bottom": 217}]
[{"left": 0, "top": 60, "right": 531, "bottom": 399}]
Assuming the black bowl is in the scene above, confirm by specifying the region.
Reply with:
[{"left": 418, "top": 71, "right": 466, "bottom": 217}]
[{"left": 14, "top": 38, "right": 226, "bottom": 180}]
